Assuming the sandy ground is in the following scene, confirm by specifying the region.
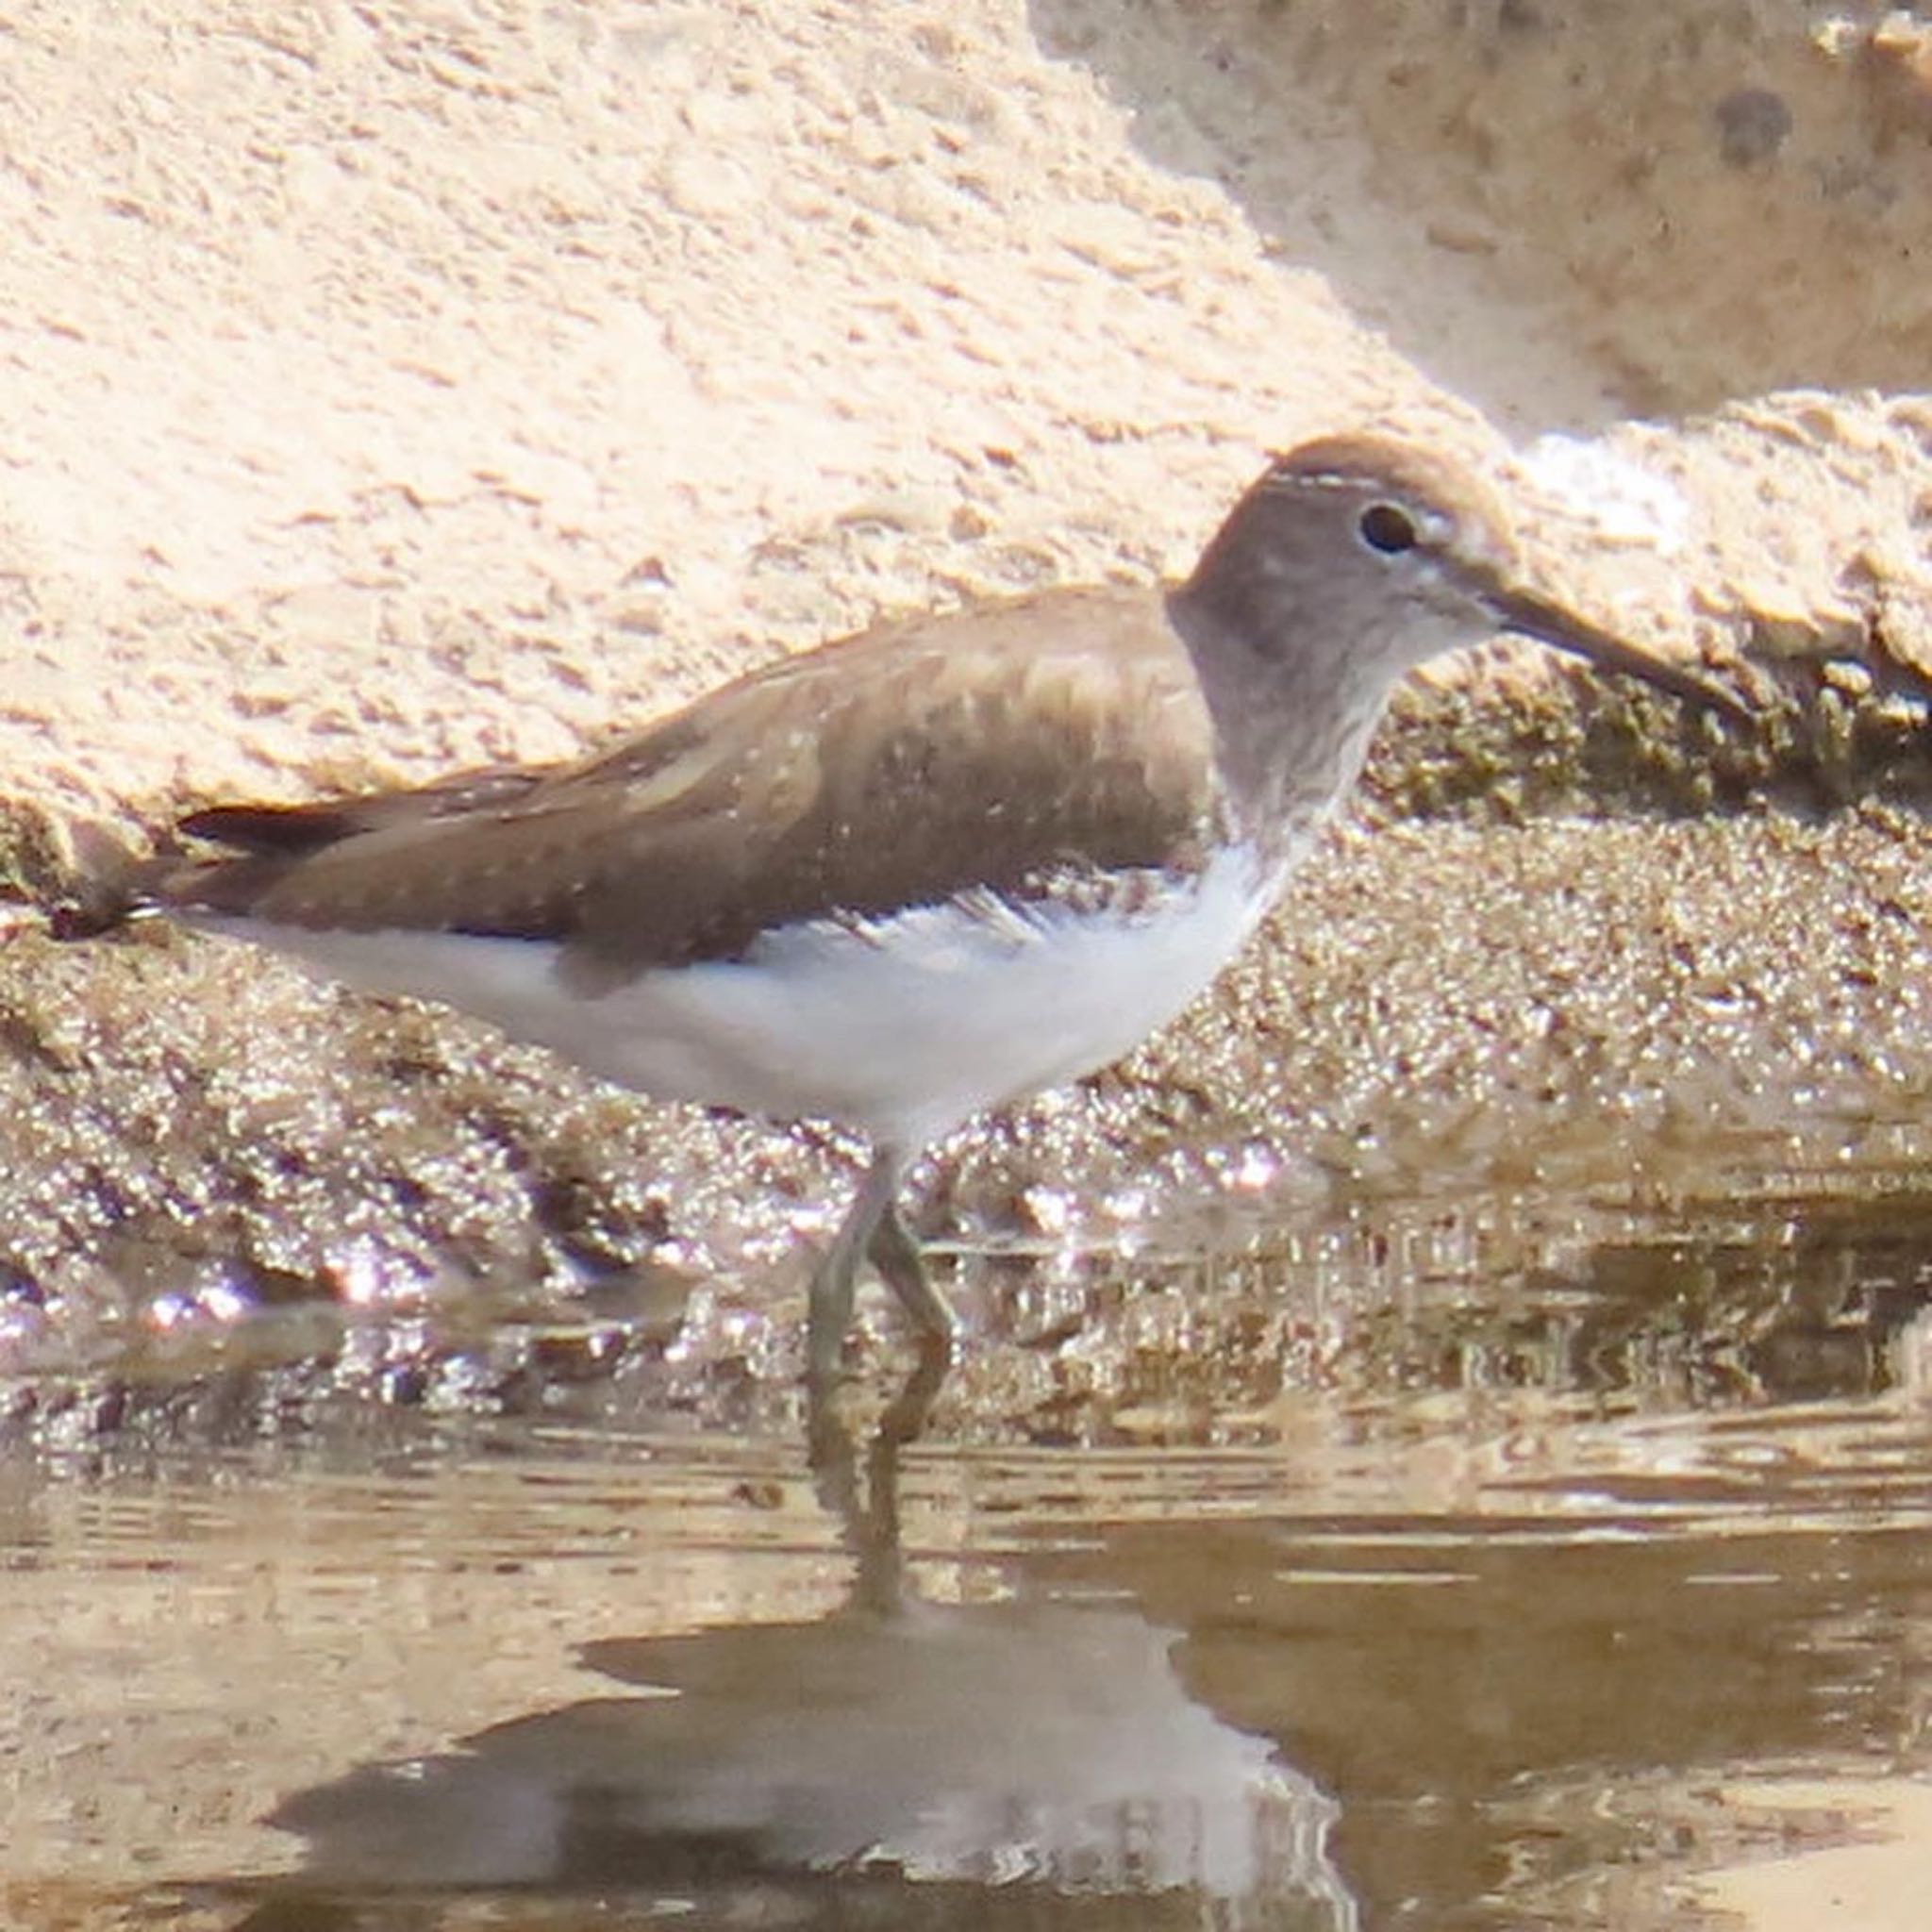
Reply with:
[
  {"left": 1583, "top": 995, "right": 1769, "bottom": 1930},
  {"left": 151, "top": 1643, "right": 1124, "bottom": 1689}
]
[
  {"left": 2, "top": 0, "right": 1931, "bottom": 889},
  {"left": 1697, "top": 1780, "right": 1932, "bottom": 1932}
]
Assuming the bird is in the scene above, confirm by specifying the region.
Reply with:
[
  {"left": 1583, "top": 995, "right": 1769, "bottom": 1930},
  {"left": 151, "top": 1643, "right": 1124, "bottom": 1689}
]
[{"left": 140, "top": 432, "right": 1745, "bottom": 1381}]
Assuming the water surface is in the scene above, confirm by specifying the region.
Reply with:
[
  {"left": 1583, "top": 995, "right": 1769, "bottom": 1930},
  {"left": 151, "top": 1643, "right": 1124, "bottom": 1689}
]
[{"left": 8, "top": 1157, "right": 1932, "bottom": 1932}]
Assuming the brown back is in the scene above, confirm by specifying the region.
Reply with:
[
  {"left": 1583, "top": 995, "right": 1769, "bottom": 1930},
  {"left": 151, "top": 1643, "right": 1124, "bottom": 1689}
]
[{"left": 159, "top": 586, "right": 1229, "bottom": 976}]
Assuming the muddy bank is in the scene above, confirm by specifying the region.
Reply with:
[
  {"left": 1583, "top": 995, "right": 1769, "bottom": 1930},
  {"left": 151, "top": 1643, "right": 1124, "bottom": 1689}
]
[{"left": 8, "top": 802, "right": 1932, "bottom": 1439}]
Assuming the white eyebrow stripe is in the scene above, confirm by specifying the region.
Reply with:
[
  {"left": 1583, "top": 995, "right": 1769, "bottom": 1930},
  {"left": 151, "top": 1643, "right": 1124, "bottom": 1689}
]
[{"left": 1265, "top": 469, "right": 1366, "bottom": 492}]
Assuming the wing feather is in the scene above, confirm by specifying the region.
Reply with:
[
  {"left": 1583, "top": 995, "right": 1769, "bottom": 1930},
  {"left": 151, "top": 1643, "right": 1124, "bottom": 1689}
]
[{"left": 155, "top": 587, "right": 1224, "bottom": 974}]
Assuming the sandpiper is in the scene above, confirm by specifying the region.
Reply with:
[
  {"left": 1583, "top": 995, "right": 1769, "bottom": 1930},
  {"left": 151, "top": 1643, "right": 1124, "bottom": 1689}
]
[{"left": 144, "top": 433, "right": 1743, "bottom": 1379}]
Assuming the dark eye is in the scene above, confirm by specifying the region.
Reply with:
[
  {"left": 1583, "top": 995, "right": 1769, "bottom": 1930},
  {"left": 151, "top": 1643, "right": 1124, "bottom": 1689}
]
[{"left": 1357, "top": 502, "right": 1417, "bottom": 555}]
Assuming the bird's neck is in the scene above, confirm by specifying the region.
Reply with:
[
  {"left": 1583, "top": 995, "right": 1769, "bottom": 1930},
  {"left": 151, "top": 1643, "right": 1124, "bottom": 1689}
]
[{"left": 1164, "top": 578, "right": 1400, "bottom": 849}]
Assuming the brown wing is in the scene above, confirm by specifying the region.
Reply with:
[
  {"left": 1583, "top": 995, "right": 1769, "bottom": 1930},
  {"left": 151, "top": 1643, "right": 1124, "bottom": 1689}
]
[
  {"left": 176, "top": 766, "right": 549, "bottom": 855},
  {"left": 155, "top": 586, "right": 1224, "bottom": 974}
]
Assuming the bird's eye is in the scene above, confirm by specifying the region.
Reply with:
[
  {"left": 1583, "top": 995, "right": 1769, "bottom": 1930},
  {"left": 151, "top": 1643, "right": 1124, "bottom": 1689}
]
[{"left": 1357, "top": 502, "right": 1418, "bottom": 555}]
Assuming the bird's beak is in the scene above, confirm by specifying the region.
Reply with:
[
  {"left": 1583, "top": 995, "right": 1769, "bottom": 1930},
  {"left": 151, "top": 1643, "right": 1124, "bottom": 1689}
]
[{"left": 1482, "top": 581, "right": 1751, "bottom": 725}]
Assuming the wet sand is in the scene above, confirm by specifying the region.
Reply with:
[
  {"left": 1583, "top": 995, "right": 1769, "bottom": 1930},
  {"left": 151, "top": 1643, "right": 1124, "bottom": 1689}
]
[{"left": 10, "top": 804, "right": 1932, "bottom": 1420}]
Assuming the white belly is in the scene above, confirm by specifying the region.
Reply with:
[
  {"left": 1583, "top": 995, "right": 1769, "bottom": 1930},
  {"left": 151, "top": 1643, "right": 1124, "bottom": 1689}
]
[{"left": 196, "top": 843, "right": 1286, "bottom": 1150}]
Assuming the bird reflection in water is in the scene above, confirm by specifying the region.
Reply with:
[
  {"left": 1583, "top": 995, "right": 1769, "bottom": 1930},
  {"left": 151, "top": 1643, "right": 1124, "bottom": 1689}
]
[{"left": 242, "top": 1352, "right": 1357, "bottom": 1928}]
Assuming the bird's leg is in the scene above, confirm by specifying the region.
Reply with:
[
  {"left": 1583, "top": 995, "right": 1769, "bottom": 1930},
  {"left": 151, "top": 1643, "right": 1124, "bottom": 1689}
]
[
  {"left": 867, "top": 1195, "right": 956, "bottom": 1352},
  {"left": 805, "top": 1145, "right": 955, "bottom": 1386},
  {"left": 806, "top": 1146, "right": 900, "bottom": 1385}
]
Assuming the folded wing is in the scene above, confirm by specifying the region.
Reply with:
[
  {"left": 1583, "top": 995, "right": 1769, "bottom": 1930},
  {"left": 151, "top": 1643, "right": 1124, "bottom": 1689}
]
[{"left": 155, "top": 587, "right": 1224, "bottom": 975}]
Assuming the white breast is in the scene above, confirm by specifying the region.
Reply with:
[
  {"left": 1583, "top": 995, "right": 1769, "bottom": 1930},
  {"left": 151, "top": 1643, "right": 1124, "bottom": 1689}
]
[{"left": 197, "top": 841, "right": 1289, "bottom": 1150}]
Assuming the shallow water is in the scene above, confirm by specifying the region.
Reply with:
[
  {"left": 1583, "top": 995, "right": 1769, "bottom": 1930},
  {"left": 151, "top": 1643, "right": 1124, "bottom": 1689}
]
[{"left": 8, "top": 1154, "right": 1932, "bottom": 1932}]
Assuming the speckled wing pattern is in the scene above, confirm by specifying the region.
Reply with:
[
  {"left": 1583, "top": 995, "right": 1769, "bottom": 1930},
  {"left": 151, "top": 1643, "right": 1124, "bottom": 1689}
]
[{"left": 156, "top": 586, "right": 1228, "bottom": 976}]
